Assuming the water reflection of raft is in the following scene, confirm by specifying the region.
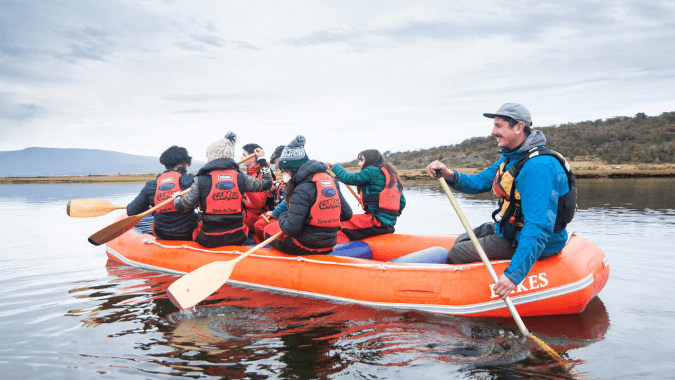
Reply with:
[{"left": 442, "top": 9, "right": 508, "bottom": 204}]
[{"left": 105, "top": 215, "right": 609, "bottom": 317}]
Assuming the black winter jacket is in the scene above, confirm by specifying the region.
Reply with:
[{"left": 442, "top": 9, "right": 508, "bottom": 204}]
[
  {"left": 174, "top": 157, "right": 273, "bottom": 242},
  {"left": 126, "top": 168, "right": 198, "bottom": 239},
  {"left": 278, "top": 160, "right": 353, "bottom": 249}
]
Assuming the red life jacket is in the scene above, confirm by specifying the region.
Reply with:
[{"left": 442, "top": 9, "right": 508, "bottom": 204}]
[
  {"left": 154, "top": 171, "right": 181, "bottom": 213},
  {"left": 308, "top": 173, "right": 341, "bottom": 230},
  {"left": 360, "top": 167, "right": 402, "bottom": 215},
  {"left": 205, "top": 170, "right": 243, "bottom": 214}
]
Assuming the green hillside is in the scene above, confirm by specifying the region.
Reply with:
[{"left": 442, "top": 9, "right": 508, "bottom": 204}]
[{"left": 345, "top": 111, "right": 675, "bottom": 169}]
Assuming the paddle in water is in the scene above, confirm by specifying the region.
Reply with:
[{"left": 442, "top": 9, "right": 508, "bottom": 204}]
[
  {"left": 167, "top": 231, "right": 283, "bottom": 310},
  {"left": 67, "top": 199, "right": 126, "bottom": 218},
  {"left": 436, "top": 171, "right": 570, "bottom": 369}
]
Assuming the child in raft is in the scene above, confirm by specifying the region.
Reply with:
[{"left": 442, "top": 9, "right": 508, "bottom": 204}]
[
  {"left": 264, "top": 135, "right": 353, "bottom": 255},
  {"left": 327, "top": 149, "right": 406, "bottom": 241}
]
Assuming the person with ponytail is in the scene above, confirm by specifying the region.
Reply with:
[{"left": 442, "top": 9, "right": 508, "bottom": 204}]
[
  {"left": 327, "top": 149, "right": 406, "bottom": 241},
  {"left": 263, "top": 136, "right": 353, "bottom": 255}
]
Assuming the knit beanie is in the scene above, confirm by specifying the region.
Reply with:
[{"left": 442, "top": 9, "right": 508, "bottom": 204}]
[
  {"left": 206, "top": 132, "right": 237, "bottom": 161},
  {"left": 278, "top": 135, "right": 309, "bottom": 169}
]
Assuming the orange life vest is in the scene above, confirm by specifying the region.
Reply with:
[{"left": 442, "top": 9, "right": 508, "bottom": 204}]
[
  {"left": 360, "top": 167, "right": 402, "bottom": 215},
  {"left": 307, "top": 173, "right": 341, "bottom": 230},
  {"left": 491, "top": 147, "right": 577, "bottom": 245},
  {"left": 205, "top": 170, "right": 243, "bottom": 214},
  {"left": 154, "top": 171, "right": 180, "bottom": 213}
]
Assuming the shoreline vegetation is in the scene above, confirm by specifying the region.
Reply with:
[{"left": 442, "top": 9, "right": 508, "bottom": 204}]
[
  {"left": 4, "top": 112, "right": 675, "bottom": 184},
  {"left": 3, "top": 160, "right": 675, "bottom": 184}
]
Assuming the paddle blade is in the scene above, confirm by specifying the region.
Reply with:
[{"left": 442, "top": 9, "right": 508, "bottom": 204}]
[
  {"left": 88, "top": 214, "right": 143, "bottom": 246},
  {"left": 167, "top": 261, "right": 237, "bottom": 310},
  {"left": 67, "top": 198, "right": 125, "bottom": 218}
]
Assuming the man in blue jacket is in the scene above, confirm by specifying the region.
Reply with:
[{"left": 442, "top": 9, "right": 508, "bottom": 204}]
[{"left": 426, "top": 103, "right": 576, "bottom": 300}]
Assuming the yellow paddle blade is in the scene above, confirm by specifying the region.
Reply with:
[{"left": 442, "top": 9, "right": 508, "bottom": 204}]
[
  {"left": 167, "top": 261, "right": 237, "bottom": 310},
  {"left": 167, "top": 231, "right": 282, "bottom": 310},
  {"left": 67, "top": 199, "right": 126, "bottom": 217},
  {"left": 88, "top": 214, "right": 144, "bottom": 246},
  {"left": 529, "top": 334, "right": 570, "bottom": 370}
]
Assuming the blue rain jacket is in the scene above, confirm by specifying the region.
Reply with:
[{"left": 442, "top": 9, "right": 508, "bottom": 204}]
[{"left": 449, "top": 131, "right": 570, "bottom": 285}]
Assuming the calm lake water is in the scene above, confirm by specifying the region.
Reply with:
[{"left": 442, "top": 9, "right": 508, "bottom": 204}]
[{"left": 1, "top": 178, "right": 675, "bottom": 379}]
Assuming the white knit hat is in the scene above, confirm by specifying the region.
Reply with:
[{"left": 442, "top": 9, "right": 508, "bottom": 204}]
[{"left": 206, "top": 132, "right": 237, "bottom": 161}]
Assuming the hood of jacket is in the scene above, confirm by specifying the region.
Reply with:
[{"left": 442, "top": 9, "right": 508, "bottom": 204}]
[
  {"left": 293, "top": 159, "right": 328, "bottom": 185},
  {"left": 501, "top": 130, "right": 547, "bottom": 160}
]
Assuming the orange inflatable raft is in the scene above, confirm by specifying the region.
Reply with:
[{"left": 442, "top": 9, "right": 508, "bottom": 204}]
[{"left": 105, "top": 218, "right": 609, "bottom": 318}]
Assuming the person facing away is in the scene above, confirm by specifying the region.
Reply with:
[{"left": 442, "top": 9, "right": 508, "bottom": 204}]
[
  {"left": 174, "top": 132, "right": 273, "bottom": 248},
  {"left": 126, "top": 146, "right": 198, "bottom": 240},
  {"left": 426, "top": 103, "right": 577, "bottom": 300},
  {"left": 327, "top": 149, "right": 406, "bottom": 241},
  {"left": 264, "top": 135, "right": 353, "bottom": 255}
]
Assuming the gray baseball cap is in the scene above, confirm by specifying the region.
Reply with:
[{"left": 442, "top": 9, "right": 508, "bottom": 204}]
[{"left": 483, "top": 103, "right": 532, "bottom": 127}]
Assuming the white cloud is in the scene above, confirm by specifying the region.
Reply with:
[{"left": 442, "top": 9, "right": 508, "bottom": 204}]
[{"left": 1, "top": 0, "right": 674, "bottom": 162}]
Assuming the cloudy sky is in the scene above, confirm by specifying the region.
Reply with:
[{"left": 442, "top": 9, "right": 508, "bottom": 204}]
[{"left": 2, "top": 0, "right": 674, "bottom": 162}]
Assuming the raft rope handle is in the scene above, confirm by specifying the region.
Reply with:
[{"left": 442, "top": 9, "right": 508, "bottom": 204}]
[{"left": 142, "top": 238, "right": 505, "bottom": 271}]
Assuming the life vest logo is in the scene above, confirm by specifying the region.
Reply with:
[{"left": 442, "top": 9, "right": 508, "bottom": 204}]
[
  {"left": 218, "top": 175, "right": 232, "bottom": 180},
  {"left": 319, "top": 198, "right": 340, "bottom": 210},
  {"left": 321, "top": 188, "right": 336, "bottom": 197},
  {"left": 158, "top": 183, "right": 175, "bottom": 191},
  {"left": 282, "top": 147, "right": 305, "bottom": 157},
  {"left": 216, "top": 181, "right": 236, "bottom": 190},
  {"left": 156, "top": 191, "right": 175, "bottom": 202},
  {"left": 161, "top": 177, "right": 174, "bottom": 184},
  {"left": 213, "top": 191, "right": 240, "bottom": 201}
]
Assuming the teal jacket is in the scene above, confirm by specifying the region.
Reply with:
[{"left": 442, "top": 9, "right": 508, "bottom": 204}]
[{"left": 332, "top": 164, "right": 406, "bottom": 226}]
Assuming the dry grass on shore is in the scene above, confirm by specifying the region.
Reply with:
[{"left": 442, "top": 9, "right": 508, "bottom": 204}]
[
  {"left": 0, "top": 173, "right": 158, "bottom": 184},
  {"left": 2, "top": 160, "right": 675, "bottom": 184},
  {"left": 396, "top": 161, "right": 675, "bottom": 180}
]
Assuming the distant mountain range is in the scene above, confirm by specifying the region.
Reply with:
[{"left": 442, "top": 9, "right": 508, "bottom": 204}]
[{"left": 0, "top": 147, "right": 206, "bottom": 177}]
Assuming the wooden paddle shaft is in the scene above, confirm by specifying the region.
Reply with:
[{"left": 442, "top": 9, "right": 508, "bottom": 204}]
[
  {"left": 141, "top": 153, "right": 256, "bottom": 217},
  {"left": 88, "top": 153, "right": 257, "bottom": 246},
  {"left": 167, "top": 231, "right": 283, "bottom": 310},
  {"left": 437, "top": 176, "right": 530, "bottom": 337},
  {"left": 330, "top": 173, "right": 362, "bottom": 204},
  {"left": 344, "top": 183, "right": 361, "bottom": 204},
  {"left": 232, "top": 231, "right": 282, "bottom": 265}
]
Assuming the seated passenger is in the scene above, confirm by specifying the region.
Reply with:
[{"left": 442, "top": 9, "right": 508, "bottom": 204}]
[
  {"left": 264, "top": 136, "right": 353, "bottom": 255},
  {"left": 240, "top": 143, "right": 273, "bottom": 239},
  {"left": 253, "top": 145, "right": 286, "bottom": 243},
  {"left": 174, "top": 133, "right": 273, "bottom": 248},
  {"left": 327, "top": 149, "right": 405, "bottom": 241},
  {"left": 127, "top": 146, "right": 198, "bottom": 241}
]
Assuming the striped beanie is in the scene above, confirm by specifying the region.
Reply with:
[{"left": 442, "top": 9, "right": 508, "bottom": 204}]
[
  {"left": 206, "top": 132, "right": 237, "bottom": 161},
  {"left": 278, "top": 135, "right": 308, "bottom": 169}
]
